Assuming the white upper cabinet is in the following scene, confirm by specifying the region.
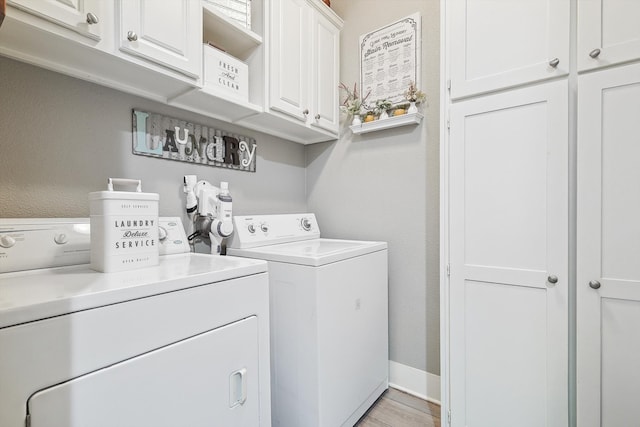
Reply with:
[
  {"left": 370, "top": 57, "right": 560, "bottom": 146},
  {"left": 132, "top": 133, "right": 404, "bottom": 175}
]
[
  {"left": 8, "top": 0, "right": 106, "bottom": 42},
  {"left": 264, "top": 0, "right": 342, "bottom": 140},
  {"left": 269, "top": 0, "right": 309, "bottom": 121},
  {"left": 310, "top": 7, "right": 340, "bottom": 133},
  {"left": 117, "top": 0, "right": 201, "bottom": 79},
  {"left": 449, "top": 0, "right": 570, "bottom": 99},
  {"left": 577, "top": 0, "right": 640, "bottom": 71}
]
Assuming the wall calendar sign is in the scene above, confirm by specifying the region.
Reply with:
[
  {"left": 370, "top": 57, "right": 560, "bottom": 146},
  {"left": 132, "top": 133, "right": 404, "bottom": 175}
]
[
  {"left": 132, "top": 109, "right": 257, "bottom": 172},
  {"left": 359, "top": 13, "right": 421, "bottom": 106}
]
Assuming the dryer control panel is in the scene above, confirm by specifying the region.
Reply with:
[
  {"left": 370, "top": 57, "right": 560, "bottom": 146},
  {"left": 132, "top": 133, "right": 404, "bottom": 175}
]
[
  {"left": 0, "top": 217, "right": 190, "bottom": 273},
  {"left": 227, "top": 214, "right": 320, "bottom": 249}
]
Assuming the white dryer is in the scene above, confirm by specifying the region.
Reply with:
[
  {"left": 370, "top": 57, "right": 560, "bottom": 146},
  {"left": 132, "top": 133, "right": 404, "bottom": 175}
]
[
  {"left": 227, "top": 213, "right": 388, "bottom": 427},
  {"left": 0, "top": 218, "right": 271, "bottom": 427}
]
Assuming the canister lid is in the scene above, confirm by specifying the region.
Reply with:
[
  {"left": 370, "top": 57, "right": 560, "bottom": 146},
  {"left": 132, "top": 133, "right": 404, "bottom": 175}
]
[{"left": 89, "top": 191, "right": 159, "bottom": 201}]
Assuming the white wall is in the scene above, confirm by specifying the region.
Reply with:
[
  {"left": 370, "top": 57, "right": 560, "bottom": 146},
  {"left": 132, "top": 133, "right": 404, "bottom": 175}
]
[
  {"left": 0, "top": 56, "right": 307, "bottom": 220},
  {"left": 306, "top": 0, "right": 440, "bottom": 375}
]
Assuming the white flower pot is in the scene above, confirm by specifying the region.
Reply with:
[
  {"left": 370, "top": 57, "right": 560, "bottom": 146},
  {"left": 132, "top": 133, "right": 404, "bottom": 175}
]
[
  {"left": 408, "top": 102, "right": 418, "bottom": 114},
  {"left": 380, "top": 110, "right": 389, "bottom": 120},
  {"left": 351, "top": 115, "right": 362, "bottom": 126}
]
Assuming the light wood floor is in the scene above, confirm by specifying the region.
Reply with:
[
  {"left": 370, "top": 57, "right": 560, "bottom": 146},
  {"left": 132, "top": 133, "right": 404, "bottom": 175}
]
[{"left": 355, "top": 388, "right": 441, "bottom": 427}]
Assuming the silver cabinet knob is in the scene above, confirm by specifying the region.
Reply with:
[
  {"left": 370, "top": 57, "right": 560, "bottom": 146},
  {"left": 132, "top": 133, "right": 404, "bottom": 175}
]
[
  {"left": 315, "top": 114, "right": 321, "bottom": 120},
  {"left": 548, "top": 275, "right": 559, "bottom": 284},
  {"left": 127, "top": 31, "right": 138, "bottom": 42},
  {"left": 86, "top": 12, "right": 99, "bottom": 25},
  {"left": 549, "top": 58, "right": 560, "bottom": 68},
  {"left": 589, "top": 280, "right": 601, "bottom": 290},
  {"left": 589, "top": 48, "right": 601, "bottom": 58},
  {"left": 303, "top": 109, "right": 309, "bottom": 115}
]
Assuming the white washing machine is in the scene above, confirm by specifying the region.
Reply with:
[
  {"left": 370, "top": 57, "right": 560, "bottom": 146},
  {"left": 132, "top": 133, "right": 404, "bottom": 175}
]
[
  {"left": 227, "top": 213, "right": 388, "bottom": 427},
  {"left": 0, "top": 218, "right": 271, "bottom": 427}
]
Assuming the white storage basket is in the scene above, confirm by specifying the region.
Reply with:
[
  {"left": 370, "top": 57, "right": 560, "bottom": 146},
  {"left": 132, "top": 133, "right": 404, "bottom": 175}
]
[{"left": 89, "top": 178, "right": 159, "bottom": 273}]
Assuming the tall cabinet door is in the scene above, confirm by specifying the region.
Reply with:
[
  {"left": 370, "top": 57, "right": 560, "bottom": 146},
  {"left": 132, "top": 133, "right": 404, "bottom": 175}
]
[
  {"left": 577, "top": 63, "right": 640, "bottom": 427},
  {"left": 449, "top": 80, "right": 568, "bottom": 427},
  {"left": 449, "top": 0, "right": 569, "bottom": 99},
  {"left": 269, "top": 0, "right": 309, "bottom": 122},
  {"left": 577, "top": 0, "right": 640, "bottom": 71},
  {"left": 117, "top": 0, "right": 201, "bottom": 78}
]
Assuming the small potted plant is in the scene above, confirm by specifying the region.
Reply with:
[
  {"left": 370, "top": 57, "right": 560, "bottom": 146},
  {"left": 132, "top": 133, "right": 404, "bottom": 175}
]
[
  {"left": 374, "top": 98, "right": 393, "bottom": 119},
  {"left": 404, "top": 81, "right": 426, "bottom": 114},
  {"left": 363, "top": 108, "right": 376, "bottom": 123},
  {"left": 339, "top": 83, "right": 370, "bottom": 125}
]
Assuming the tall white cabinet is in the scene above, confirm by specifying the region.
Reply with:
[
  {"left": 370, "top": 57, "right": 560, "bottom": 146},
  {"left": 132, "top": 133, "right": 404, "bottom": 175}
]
[
  {"left": 446, "top": 0, "right": 640, "bottom": 426},
  {"left": 449, "top": 81, "right": 569, "bottom": 427},
  {"left": 577, "top": 62, "right": 640, "bottom": 427}
]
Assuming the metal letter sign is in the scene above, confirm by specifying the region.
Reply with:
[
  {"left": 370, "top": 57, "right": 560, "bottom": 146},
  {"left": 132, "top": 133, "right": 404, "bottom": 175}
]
[{"left": 132, "top": 109, "right": 257, "bottom": 172}]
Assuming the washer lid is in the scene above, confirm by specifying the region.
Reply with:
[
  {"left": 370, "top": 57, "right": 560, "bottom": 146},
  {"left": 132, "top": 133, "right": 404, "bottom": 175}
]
[
  {"left": 226, "top": 238, "right": 387, "bottom": 267},
  {"left": 0, "top": 253, "right": 267, "bottom": 328}
]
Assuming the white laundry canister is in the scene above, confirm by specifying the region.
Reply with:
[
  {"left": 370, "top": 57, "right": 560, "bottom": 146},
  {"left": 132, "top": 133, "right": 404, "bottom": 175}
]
[{"left": 89, "top": 178, "right": 159, "bottom": 272}]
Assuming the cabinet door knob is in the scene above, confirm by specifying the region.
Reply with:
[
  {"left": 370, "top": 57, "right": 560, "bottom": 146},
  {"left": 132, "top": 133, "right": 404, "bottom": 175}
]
[
  {"left": 549, "top": 58, "right": 560, "bottom": 68},
  {"left": 315, "top": 114, "right": 321, "bottom": 120},
  {"left": 589, "top": 48, "right": 601, "bottom": 58},
  {"left": 589, "top": 280, "right": 601, "bottom": 290},
  {"left": 303, "top": 109, "right": 309, "bottom": 115},
  {"left": 127, "top": 31, "right": 138, "bottom": 42},
  {"left": 86, "top": 12, "right": 99, "bottom": 25},
  {"left": 547, "top": 275, "right": 559, "bottom": 284}
]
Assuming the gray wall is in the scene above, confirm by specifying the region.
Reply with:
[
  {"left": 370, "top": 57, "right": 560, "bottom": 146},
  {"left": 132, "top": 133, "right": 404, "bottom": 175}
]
[
  {"left": 0, "top": 56, "right": 307, "bottom": 221},
  {"left": 306, "top": 0, "right": 440, "bottom": 374}
]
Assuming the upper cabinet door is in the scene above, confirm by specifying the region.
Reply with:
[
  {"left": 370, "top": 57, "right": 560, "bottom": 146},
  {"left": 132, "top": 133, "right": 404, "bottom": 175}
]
[
  {"left": 8, "top": 0, "right": 104, "bottom": 40},
  {"left": 577, "top": 0, "right": 640, "bottom": 71},
  {"left": 310, "top": 8, "right": 340, "bottom": 133},
  {"left": 269, "top": 0, "right": 309, "bottom": 122},
  {"left": 118, "top": 0, "right": 201, "bottom": 79},
  {"left": 449, "top": 0, "right": 569, "bottom": 99}
]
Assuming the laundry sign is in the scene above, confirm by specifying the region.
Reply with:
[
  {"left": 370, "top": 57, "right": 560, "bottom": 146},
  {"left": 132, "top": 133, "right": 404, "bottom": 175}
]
[{"left": 131, "top": 109, "right": 257, "bottom": 172}]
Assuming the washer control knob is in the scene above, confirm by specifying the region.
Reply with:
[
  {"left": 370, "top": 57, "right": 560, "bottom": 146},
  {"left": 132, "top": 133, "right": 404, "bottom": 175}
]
[
  {"left": 54, "top": 233, "right": 68, "bottom": 245},
  {"left": 158, "top": 226, "right": 168, "bottom": 241},
  {"left": 248, "top": 224, "right": 256, "bottom": 234},
  {"left": 301, "top": 218, "right": 312, "bottom": 231},
  {"left": 260, "top": 223, "right": 269, "bottom": 233},
  {"left": 0, "top": 235, "right": 16, "bottom": 248}
]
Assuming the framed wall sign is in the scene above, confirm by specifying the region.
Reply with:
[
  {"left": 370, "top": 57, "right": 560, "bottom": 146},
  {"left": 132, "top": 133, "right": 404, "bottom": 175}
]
[
  {"left": 132, "top": 109, "right": 257, "bottom": 172},
  {"left": 359, "top": 13, "right": 421, "bottom": 105}
]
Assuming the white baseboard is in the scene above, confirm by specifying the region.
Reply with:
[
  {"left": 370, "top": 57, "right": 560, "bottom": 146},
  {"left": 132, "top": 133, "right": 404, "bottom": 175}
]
[{"left": 389, "top": 360, "right": 441, "bottom": 404}]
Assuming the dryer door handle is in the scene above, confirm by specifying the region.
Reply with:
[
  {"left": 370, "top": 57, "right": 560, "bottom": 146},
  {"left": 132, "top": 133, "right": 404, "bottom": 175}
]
[{"left": 229, "top": 368, "right": 247, "bottom": 407}]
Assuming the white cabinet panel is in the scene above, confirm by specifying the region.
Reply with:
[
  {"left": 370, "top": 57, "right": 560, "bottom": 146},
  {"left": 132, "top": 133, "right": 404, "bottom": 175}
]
[
  {"left": 577, "top": 62, "right": 640, "bottom": 427},
  {"left": 269, "top": 0, "right": 308, "bottom": 121},
  {"left": 28, "top": 317, "right": 260, "bottom": 427},
  {"left": 310, "top": 8, "right": 339, "bottom": 133},
  {"left": 449, "top": 81, "right": 569, "bottom": 427},
  {"left": 118, "top": 0, "right": 201, "bottom": 79},
  {"left": 578, "top": 0, "right": 640, "bottom": 71},
  {"left": 8, "top": 0, "right": 104, "bottom": 40},
  {"left": 463, "top": 281, "right": 547, "bottom": 426},
  {"left": 450, "top": 0, "right": 569, "bottom": 99}
]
